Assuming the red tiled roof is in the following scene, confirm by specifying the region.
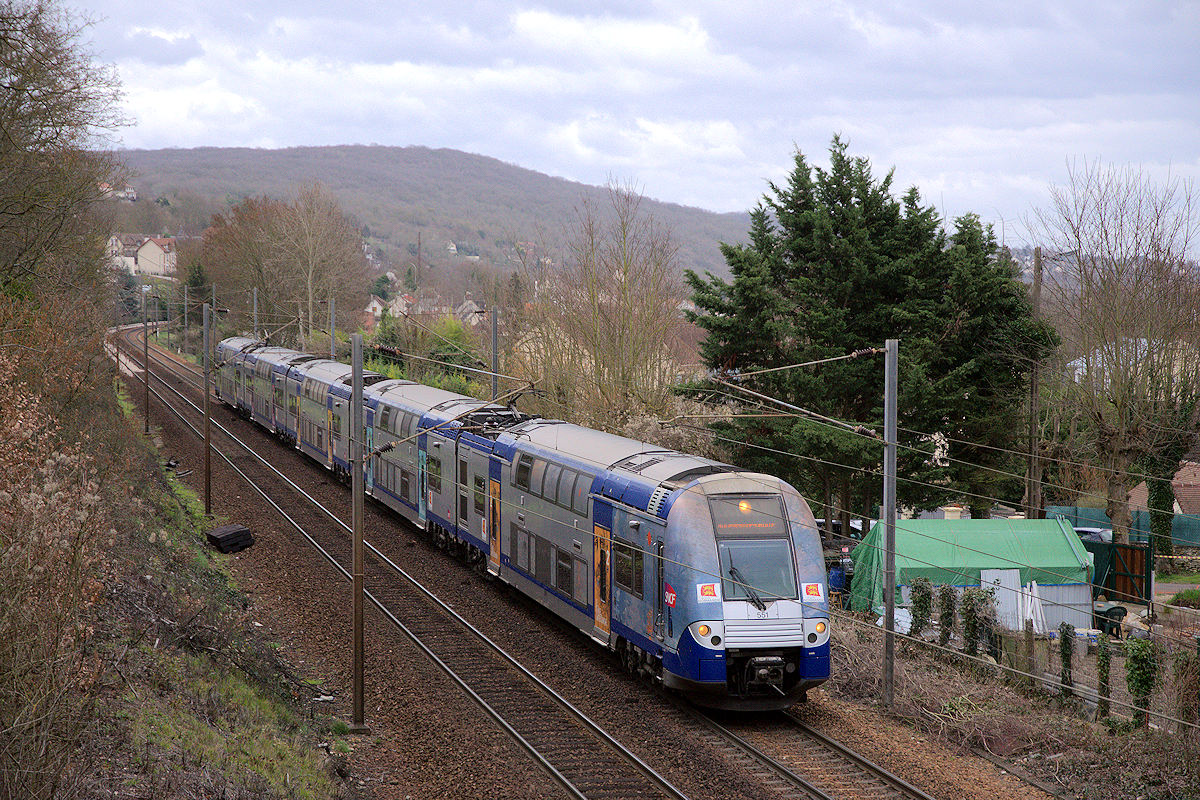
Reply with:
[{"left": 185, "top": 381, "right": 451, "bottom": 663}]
[{"left": 1127, "top": 460, "right": 1200, "bottom": 513}]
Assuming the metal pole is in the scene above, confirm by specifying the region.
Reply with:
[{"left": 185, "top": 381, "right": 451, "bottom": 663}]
[
  {"left": 183, "top": 284, "right": 189, "bottom": 343},
  {"left": 882, "top": 338, "right": 898, "bottom": 709},
  {"left": 350, "top": 333, "right": 369, "bottom": 733},
  {"left": 203, "top": 303, "right": 212, "bottom": 516},
  {"left": 1026, "top": 246, "right": 1044, "bottom": 519},
  {"left": 142, "top": 288, "right": 149, "bottom": 435},
  {"left": 330, "top": 295, "right": 336, "bottom": 358},
  {"left": 490, "top": 307, "right": 499, "bottom": 401},
  {"left": 253, "top": 286, "right": 259, "bottom": 340}
]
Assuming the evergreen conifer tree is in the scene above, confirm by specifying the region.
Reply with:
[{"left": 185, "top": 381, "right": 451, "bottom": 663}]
[{"left": 686, "top": 137, "right": 1053, "bottom": 529}]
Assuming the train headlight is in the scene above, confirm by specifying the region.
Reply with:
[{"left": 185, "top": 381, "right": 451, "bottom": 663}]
[
  {"left": 697, "top": 624, "right": 711, "bottom": 637},
  {"left": 814, "top": 621, "right": 826, "bottom": 634}
]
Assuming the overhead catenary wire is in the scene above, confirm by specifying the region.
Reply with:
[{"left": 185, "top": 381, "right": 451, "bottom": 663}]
[
  {"left": 136, "top": 333, "right": 1200, "bottom": 731},
  {"left": 141, "top": 338, "right": 1200, "bottom": 734}
]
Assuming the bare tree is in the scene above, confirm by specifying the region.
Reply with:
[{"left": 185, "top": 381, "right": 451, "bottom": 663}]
[
  {"left": 272, "top": 183, "right": 368, "bottom": 345},
  {"left": 0, "top": 0, "right": 124, "bottom": 294},
  {"left": 200, "top": 185, "right": 368, "bottom": 346},
  {"left": 512, "top": 182, "right": 686, "bottom": 426},
  {"left": 1033, "top": 160, "right": 1200, "bottom": 542}
]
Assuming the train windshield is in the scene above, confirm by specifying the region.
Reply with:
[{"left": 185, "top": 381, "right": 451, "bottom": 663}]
[{"left": 710, "top": 496, "right": 797, "bottom": 601}]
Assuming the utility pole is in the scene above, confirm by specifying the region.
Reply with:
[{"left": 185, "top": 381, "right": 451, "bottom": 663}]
[
  {"left": 203, "top": 303, "right": 213, "bottom": 516},
  {"left": 330, "top": 295, "right": 336, "bottom": 359},
  {"left": 490, "top": 307, "right": 499, "bottom": 401},
  {"left": 1026, "top": 247, "right": 1044, "bottom": 519},
  {"left": 253, "top": 286, "right": 259, "bottom": 340},
  {"left": 142, "top": 287, "right": 150, "bottom": 435},
  {"left": 882, "top": 338, "right": 898, "bottom": 710},
  {"left": 350, "top": 333, "right": 369, "bottom": 733},
  {"left": 183, "top": 284, "right": 189, "bottom": 343}
]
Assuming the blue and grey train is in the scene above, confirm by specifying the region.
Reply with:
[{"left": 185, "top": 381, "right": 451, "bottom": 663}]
[{"left": 215, "top": 336, "right": 830, "bottom": 710}]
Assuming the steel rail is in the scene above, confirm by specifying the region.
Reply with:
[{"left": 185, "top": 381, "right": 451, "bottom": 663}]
[
  {"left": 782, "top": 710, "right": 938, "bottom": 800},
  {"left": 117, "top": 328, "right": 691, "bottom": 800},
  {"left": 684, "top": 708, "right": 836, "bottom": 800}
]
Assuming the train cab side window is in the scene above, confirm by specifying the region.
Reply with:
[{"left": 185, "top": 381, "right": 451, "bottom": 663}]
[
  {"left": 427, "top": 455, "right": 442, "bottom": 493},
  {"left": 459, "top": 459, "right": 468, "bottom": 492},
  {"left": 473, "top": 475, "right": 486, "bottom": 515},
  {"left": 514, "top": 455, "right": 533, "bottom": 490},
  {"left": 379, "top": 406, "right": 392, "bottom": 431},
  {"left": 613, "top": 538, "right": 644, "bottom": 598}
]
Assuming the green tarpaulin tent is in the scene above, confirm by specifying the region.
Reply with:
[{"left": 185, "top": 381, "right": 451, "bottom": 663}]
[{"left": 849, "top": 517, "right": 1092, "bottom": 614}]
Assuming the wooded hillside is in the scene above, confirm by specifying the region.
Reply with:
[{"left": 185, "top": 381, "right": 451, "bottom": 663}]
[{"left": 114, "top": 145, "right": 751, "bottom": 278}]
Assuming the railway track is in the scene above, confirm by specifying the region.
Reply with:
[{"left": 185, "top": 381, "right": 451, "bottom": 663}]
[
  {"left": 112, "top": 327, "right": 690, "bottom": 800},
  {"left": 116, "top": 328, "right": 955, "bottom": 800}
]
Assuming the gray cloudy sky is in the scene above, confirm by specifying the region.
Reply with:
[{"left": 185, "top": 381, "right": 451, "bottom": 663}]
[{"left": 82, "top": 1, "right": 1198, "bottom": 243}]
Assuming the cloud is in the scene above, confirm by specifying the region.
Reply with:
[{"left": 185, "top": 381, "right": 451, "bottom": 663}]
[
  {"left": 88, "top": 1, "right": 1198, "bottom": 225},
  {"left": 122, "top": 28, "right": 202, "bottom": 66}
]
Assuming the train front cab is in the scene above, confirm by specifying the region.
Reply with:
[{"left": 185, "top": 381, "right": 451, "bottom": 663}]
[{"left": 661, "top": 474, "right": 830, "bottom": 711}]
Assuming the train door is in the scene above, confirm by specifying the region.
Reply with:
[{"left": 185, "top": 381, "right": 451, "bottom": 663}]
[
  {"left": 417, "top": 446, "right": 428, "bottom": 529},
  {"left": 365, "top": 408, "right": 375, "bottom": 492},
  {"left": 655, "top": 540, "right": 666, "bottom": 641},
  {"left": 488, "top": 478, "right": 501, "bottom": 574},
  {"left": 456, "top": 449, "right": 470, "bottom": 538},
  {"left": 593, "top": 524, "right": 611, "bottom": 642}
]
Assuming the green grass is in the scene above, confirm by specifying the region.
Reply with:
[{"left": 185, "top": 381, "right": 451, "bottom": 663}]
[
  {"left": 1164, "top": 571, "right": 1200, "bottom": 584},
  {"left": 127, "top": 653, "right": 333, "bottom": 800},
  {"left": 1170, "top": 588, "right": 1200, "bottom": 609}
]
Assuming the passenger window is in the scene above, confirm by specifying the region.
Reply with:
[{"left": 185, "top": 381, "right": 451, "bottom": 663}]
[
  {"left": 400, "top": 469, "right": 411, "bottom": 501},
  {"left": 535, "top": 537, "right": 552, "bottom": 584},
  {"left": 514, "top": 455, "right": 533, "bottom": 490},
  {"left": 557, "top": 469, "right": 577, "bottom": 507},
  {"left": 530, "top": 460, "right": 546, "bottom": 497},
  {"left": 518, "top": 528, "right": 530, "bottom": 571},
  {"left": 543, "top": 464, "right": 561, "bottom": 500},
  {"left": 556, "top": 549, "right": 573, "bottom": 594},
  {"left": 573, "top": 474, "right": 591, "bottom": 515},
  {"left": 573, "top": 557, "right": 588, "bottom": 602}
]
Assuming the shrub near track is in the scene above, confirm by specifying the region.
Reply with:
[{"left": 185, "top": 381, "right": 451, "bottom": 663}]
[{"left": 0, "top": 357, "right": 352, "bottom": 798}]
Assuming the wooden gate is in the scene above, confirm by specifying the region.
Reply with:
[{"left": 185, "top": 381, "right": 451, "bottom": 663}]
[{"left": 1083, "top": 540, "right": 1152, "bottom": 603}]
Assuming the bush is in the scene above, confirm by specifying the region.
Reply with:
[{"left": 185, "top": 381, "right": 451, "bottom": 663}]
[
  {"left": 937, "top": 584, "right": 957, "bottom": 649},
  {"left": 909, "top": 577, "right": 933, "bottom": 639},
  {"left": 1125, "top": 637, "right": 1161, "bottom": 728},
  {"left": 1170, "top": 588, "right": 1200, "bottom": 609},
  {"left": 961, "top": 586, "right": 997, "bottom": 658},
  {"left": 1059, "top": 622, "right": 1075, "bottom": 695}
]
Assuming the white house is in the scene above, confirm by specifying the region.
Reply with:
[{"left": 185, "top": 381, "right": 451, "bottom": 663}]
[
  {"left": 107, "top": 234, "right": 141, "bottom": 274},
  {"left": 135, "top": 237, "right": 176, "bottom": 277}
]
